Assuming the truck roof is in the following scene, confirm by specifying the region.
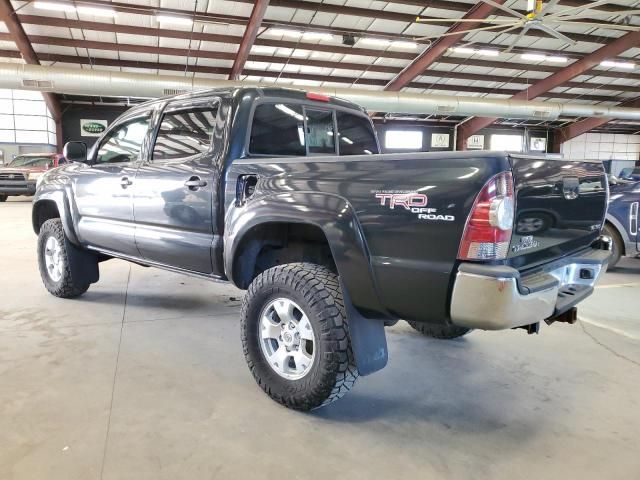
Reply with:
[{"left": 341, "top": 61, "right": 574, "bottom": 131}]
[{"left": 127, "top": 86, "right": 367, "bottom": 115}]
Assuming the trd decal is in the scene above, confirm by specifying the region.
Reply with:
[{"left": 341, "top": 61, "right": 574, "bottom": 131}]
[
  {"left": 372, "top": 191, "right": 455, "bottom": 222},
  {"left": 375, "top": 193, "right": 427, "bottom": 210}
]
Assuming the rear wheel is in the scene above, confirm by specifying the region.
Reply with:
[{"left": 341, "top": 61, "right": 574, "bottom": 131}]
[
  {"left": 0, "top": 194, "right": 7, "bottom": 202},
  {"left": 407, "top": 321, "right": 471, "bottom": 339},
  {"left": 241, "top": 263, "right": 358, "bottom": 410},
  {"left": 37, "top": 218, "right": 91, "bottom": 298},
  {"left": 603, "top": 224, "right": 623, "bottom": 268}
]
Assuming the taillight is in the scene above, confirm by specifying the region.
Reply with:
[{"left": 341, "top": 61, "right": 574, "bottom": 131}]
[{"left": 458, "top": 171, "right": 514, "bottom": 261}]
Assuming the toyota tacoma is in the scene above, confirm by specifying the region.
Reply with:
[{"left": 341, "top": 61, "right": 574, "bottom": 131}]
[{"left": 32, "top": 87, "right": 611, "bottom": 410}]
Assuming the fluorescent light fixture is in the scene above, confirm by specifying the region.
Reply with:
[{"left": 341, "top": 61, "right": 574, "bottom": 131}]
[
  {"left": 521, "top": 53, "right": 547, "bottom": 61},
  {"left": 34, "top": 1, "right": 76, "bottom": 12},
  {"left": 269, "top": 28, "right": 302, "bottom": 38},
  {"left": 360, "top": 38, "right": 391, "bottom": 47},
  {"left": 452, "top": 47, "right": 498, "bottom": 57},
  {"left": 302, "top": 31, "right": 333, "bottom": 41},
  {"left": 452, "top": 47, "right": 475, "bottom": 55},
  {"left": 547, "top": 56, "right": 568, "bottom": 63},
  {"left": 391, "top": 41, "right": 418, "bottom": 49},
  {"left": 477, "top": 49, "right": 499, "bottom": 57},
  {"left": 341, "top": 136, "right": 354, "bottom": 144},
  {"left": 156, "top": 15, "right": 194, "bottom": 26},
  {"left": 77, "top": 6, "right": 117, "bottom": 17},
  {"left": 600, "top": 60, "right": 635, "bottom": 69}
]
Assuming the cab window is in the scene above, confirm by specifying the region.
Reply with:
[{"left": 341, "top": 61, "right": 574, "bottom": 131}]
[
  {"left": 152, "top": 105, "right": 218, "bottom": 161},
  {"left": 249, "top": 103, "right": 306, "bottom": 156},
  {"left": 96, "top": 116, "right": 150, "bottom": 164},
  {"left": 336, "top": 112, "right": 378, "bottom": 155}
]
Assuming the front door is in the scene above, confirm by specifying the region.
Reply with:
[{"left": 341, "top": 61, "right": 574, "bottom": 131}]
[
  {"left": 132, "top": 100, "right": 221, "bottom": 274},
  {"left": 73, "top": 113, "right": 152, "bottom": 256}
]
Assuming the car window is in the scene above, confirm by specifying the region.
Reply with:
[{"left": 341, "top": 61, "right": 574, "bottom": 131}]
[
  {"left": 249, "top": 103, "right": 306, "bottom": 156},
  {"left": 305, "top": 108, "right": 336, "bottom": 155},
  {"left": 152, "top": 105, "right": 218, "bottom": 161},
  {"left": 8, "top": 156, "right": 53, "bottom": 168},
  {"left": 336, "top": 112, "right": 378, "bottom": 155},
  {"left": 96, "top": 116, "right": 150, "bottom": 164}
]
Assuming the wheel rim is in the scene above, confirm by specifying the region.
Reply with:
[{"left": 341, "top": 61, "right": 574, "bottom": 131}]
[
  {"left": 44, "top": 235, "right": 63, "bottom": 282},
  {"left": 517, "top": 217, "right": 544, "bottom": 233},
  {"left": 258, "top": 298, "right": 315, "bottom": 380}
]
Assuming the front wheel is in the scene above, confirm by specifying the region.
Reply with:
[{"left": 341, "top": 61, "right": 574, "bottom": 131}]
[
  {"left": 37, "top": 218, "right": 91, "bottom": 298},
  {"left": 603, "top": 224, "right": 622, "bottom": 268},
  {"left": 241, "top": 263, "right": 358, "bottom": 411},
  {"left": 407, "top": 321, "right": 471, "bottom": 339}
]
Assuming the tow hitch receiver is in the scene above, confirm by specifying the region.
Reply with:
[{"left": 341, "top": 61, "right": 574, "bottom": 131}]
[{"left": 545, "top": 307, "right": 578, "bottom": 326}]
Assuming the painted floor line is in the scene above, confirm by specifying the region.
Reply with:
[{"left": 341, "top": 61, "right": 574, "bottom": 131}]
[
  {"left": 579, "top": 317, "right": 640, "bottom": 341},
  {"left": 596, "top": 282, "right": 640, "bottom": 289}
]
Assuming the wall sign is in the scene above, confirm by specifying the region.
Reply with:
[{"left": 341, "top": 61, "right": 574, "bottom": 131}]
[
  {"left": 467, "top": 135, "right": 485, "bottom": 150},
  {"left": 431, "top": 133, "right": 450, "bottom": 148},
  {"left": 530, "top": 137, "right": 547, "bottom": 151},
  {"left": 80, "top": 119, "right": 108, "bottom": 137}
]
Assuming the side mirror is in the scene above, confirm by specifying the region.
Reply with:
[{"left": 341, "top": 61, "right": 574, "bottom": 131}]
[{"left": 63, "top": 141, "right": 88, "bottom": 163}]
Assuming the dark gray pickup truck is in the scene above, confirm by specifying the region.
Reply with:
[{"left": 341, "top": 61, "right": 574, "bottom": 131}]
[{"left": 33, "top": 87, "right": 611, "bottom": 410}]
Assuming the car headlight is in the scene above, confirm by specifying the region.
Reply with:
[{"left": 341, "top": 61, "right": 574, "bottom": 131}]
[{"left": 28, "top": 172, "right": 43, "bottom": 181}]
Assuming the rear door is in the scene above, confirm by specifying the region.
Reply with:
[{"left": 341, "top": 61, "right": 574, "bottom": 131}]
[
  {"left": 132, "top": 99, "right": 221, "bottom": 274},
  {"left": 508, "top": 155, "right": 608, "bottom": 269},
  {"left": 73, "top": 111, "right": 152, "bottom": 255}
]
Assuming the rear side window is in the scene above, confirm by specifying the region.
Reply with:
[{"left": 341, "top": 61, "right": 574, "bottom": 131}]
[
  {"left": 152, "top": 106, "right": 218, "bottom": 161},
  {"left": 336, "top": 112, "right": 378, "bottom": 155},
  {"left": 250, "top": 103, "right": 306, "bottom": 156}
]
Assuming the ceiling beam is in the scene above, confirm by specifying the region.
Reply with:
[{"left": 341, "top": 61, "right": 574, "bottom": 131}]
[
  {"left": 457, "top": 30, "right": 640, "bottom": 149},
  {"left": 0, "top": 1, "right": 61, "bottom": 124},
  {"left": 552, "top": 97, "right": 640, "bottom": 150},
  {"left": 10, "top": 49, "right": 622, "bottom": 103},
  {"left": 385, "top": 0, "right": 509, "bottom": 91},
  {"left": 4, "top": 32, "right": 638, "bottom": 95},
  {"left": 229, "top": 0, "right": 270, "bottom": 80}
]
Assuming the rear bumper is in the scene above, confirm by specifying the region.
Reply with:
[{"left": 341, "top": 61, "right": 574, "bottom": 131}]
[
  {"left": 0, "top": 180, "right": 36, "bottom": 195},
  {"left": 450, "top": 237, "right": 611, "bottom": 330}
]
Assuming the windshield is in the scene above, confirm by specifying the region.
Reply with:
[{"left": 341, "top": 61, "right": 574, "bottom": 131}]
[{"left": 7, "top": 155, "right": 54, "bottom": 168}]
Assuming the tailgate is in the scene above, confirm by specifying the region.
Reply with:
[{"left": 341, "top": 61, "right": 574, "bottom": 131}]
[{"left": 508, "top": 154, "right": 607, "bottom": 269}]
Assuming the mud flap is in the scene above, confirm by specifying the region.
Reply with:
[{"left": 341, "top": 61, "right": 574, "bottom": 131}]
[
  {"left": 341, "top": 282, "right": 388, "bottom": 376},
  {"left": 65, "top": 237, "right": 100, "bottom": 284}
]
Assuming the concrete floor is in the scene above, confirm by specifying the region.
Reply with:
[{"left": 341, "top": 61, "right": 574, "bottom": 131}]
[{"left": 1, "top": 197, "right": 639, "bottom": 480}]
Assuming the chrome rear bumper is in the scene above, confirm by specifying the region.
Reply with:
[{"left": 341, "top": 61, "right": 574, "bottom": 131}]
[{"left": 450, "top": 240, "right": 611, "bottom": 331}]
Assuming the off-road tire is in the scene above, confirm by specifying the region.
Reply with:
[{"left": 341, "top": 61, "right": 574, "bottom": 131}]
[
  {"left": 0, "top": 194, "right": 7, "bottom": 202},
  {"left": 603, "top": 224, "right": 622, "bottom": 268},
  {"left": 241, "top": 263, "right": 359, "bottom": 411},
  {"left": 37, "top": 218, "right": 91, "bottom": 298},
  {"left": 407, "top": 321, "right": 471, "bottom": 339}
]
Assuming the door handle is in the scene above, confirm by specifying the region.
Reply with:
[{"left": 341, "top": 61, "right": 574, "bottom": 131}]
[
  {"left": 185, "top": 176, "right": 207, "bottom": 191},
  {"left": 120, "top": 176, "right": 133, "bottom": 188}
]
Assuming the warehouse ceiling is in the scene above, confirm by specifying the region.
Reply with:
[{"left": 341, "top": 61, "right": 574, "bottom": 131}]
[{"left": 1, "top": 0, "right": 639, "bottom": 133}]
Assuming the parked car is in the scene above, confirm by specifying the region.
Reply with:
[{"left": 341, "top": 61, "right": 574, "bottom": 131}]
[
  {"left": 0, "top": 153, "right": 66, "bottom": 202},
  {"left": 32, "top": 88, "right": 611, "bottom": 410},
  {"left": 618, "top": 167, "right": 640, "bottom": 181},
  {"left": 604, "top": 180, "right": 639, "bottom": 267}
]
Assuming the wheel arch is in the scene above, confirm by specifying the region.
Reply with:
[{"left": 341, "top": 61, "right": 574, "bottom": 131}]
[
  {"left": 225, "top": 192, "right": 387, "bottom": 318},
  {"left": 32, "top": 191, "right": 80, "bottom": 245}
]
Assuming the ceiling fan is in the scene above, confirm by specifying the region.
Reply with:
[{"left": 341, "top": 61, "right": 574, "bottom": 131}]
[{"left": 414, "top": 0, "right": 640, "bottom": 52}]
